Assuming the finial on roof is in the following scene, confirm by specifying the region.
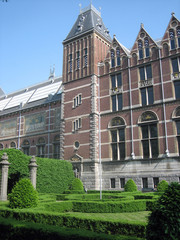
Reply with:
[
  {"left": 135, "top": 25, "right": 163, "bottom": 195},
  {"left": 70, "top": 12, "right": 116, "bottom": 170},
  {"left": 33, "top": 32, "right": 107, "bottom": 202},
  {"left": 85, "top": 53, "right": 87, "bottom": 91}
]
[
  {"left": 141, "top": 23, "right": 144, "bottom": 28},
  {"left": 113, "top": 34, "right": 116, "bottom": 38},
  {"left": 49, "top": 65, "right": 55, "bottom": 79},
  {"left": 171, "top": 12, "right": 175, "bottom": 16}
]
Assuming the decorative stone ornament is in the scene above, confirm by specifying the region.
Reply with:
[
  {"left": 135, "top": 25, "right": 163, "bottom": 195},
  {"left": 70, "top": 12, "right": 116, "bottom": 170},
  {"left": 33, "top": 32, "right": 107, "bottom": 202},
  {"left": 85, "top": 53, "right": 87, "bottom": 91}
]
[
  {"left": 0, "top": 153, "right": 11, "bottom": 201},
  {"left": 28, "top": 156, "right": 38, "bottom": 189}
]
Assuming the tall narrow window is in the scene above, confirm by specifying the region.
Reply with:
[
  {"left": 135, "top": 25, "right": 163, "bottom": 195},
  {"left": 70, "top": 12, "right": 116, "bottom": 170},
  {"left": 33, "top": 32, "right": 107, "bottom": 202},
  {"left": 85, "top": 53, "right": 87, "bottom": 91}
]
[
  {"left": 153, "top": 177, "right": 159, "bottom": 188},
  {"left": 110, "top": 117, "right": 126, "bottom": 161},
  {"left": 37, "top": 138, "right": 45, "bottom": 158},
  {"left": 84, "top": 48, "right": 87, "bottom": 67},
  {"left": 144, "top": 38, "right": 149, "bottom": 57},
  {"left": 112, "top": 94, "right": 123, "bottom": 111},
  {"left": 171, "top": 58, "right": 179, "bottom": 74},
  {"left": 22, "top": 139, "right": 30, "bottom": 156},
  {"left": 77, "top": 51, "right": 80, "bottom": 69},
  {"left": 120, "top": 178, "right": 125, "bottom": 188},
  {"left": 111, "top": 73, "right": 122, "bottom": 89},
  {"left": 139, "top": 65, "right": 152, "bottom": 81},
  {"left": 138, "top": 40, "right": 143, "bottom": 59},
  {"left": 53, "top": 135, "right": 60, "bottom": 159},
  {"left": 116, "top": 48, "right": 121, "bottom": 66},
  {"left": 141, "top": 86, "right": 154, "bottom": 105},
  {"left": 174, "top": 81, "right": 180, "bottom": 99},
  {"left": 169, "top": 29, "right": 176, "bottom": 49},
  {"left": 111, "top": 50, "right": 115, "bottom": 67},
  {"left": 177, "top": 27, "right": 180, "bottom": 48},
  {"left": 142, "top": 178, "right": 148, "bottom": 188},
  {"left": 69, "top": 54, "right": 72, "bottom": 72},
  {"left": 0, "top": 143, "right": 3, "bottom": 150},
  {"left": 110, "top": 178, "right": 116, "bottom": 188}
]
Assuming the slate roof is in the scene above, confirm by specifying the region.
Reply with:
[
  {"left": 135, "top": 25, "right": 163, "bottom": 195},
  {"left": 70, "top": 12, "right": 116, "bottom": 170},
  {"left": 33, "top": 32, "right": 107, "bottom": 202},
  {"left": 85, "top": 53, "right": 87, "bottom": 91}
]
[
  {"left": 64, "top": 4, "right": 112, "bottom": 43},
  {"left": 0, "top": 76, "right": 62, "bottom": 116}
]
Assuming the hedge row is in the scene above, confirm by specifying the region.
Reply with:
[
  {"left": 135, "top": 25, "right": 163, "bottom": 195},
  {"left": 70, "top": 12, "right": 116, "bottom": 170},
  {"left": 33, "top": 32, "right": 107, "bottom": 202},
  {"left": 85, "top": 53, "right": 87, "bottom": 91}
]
[
  {"left": 0, "top": 217, "right": 144, "bottom": 240},
  {"left": 0, "top": 210, "right": 146, "bottom": 238},
  {"left": 0, "top": 149, "right": 74, "bottom": 194},
  {"left": 57, "top": 193, "right": 134, "bottom": 201}
]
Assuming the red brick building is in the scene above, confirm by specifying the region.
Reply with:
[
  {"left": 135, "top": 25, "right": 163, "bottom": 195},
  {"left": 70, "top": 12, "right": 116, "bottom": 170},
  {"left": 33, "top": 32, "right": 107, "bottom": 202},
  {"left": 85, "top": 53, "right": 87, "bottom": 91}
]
[
  {"left": 0, "top": 4, "right": 180, "bottom": 190},
  {"left": 60, "top": 5, "right": 180, "bottom": 190}
]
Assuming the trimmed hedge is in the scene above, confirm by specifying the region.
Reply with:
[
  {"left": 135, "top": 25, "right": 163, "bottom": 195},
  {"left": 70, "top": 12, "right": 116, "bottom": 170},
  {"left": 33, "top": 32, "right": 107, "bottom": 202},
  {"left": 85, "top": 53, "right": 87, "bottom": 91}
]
[
  {"left": 0, "top": 217, "right": 143, "bottom": 240},
  {"left": 157, "top": 180, "right": 169, "bottom": 192},
  {"left": 72, "top": 200, "right": 147, "bottom": 213},
  {"left": 0, "top": 209, "right": 146, "bottom": 238},
  {"left": 124, "top": 179, "right": 138, "bottom": 192},
  {"left": 8, "top": 178, "right": 38, "bottom": 209},
  {"left": 0, "top": 149, "right": 75, "bottom": 194}
]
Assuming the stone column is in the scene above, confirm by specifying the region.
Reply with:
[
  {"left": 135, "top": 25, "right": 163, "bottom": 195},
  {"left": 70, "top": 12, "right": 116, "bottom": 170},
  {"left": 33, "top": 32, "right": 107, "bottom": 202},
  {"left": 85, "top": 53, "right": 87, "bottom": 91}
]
[
  {"left": 29, "top": 156, "right": 38, "bottom": 189},
  {"left": 0, "top": 153, "right": 11, "bottom": 201}
]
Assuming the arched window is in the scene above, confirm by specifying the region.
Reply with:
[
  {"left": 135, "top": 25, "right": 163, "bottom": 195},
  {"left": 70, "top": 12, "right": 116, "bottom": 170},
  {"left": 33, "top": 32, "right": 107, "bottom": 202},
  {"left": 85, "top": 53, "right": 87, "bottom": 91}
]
[
  {"left": 10, "top": 142, "right": 16, "bottom": 149},
  {"left": 172, "top": 106, "right": 180, "bottom": 155},
  {"left": 177, "top": 27, "right": 180, "bottom": 48},
  {"left": 111, "top": 49, "right": 115, "bottom": 67},
  {"left": 116, "top": 48, "right": 121, "bottom": 66},
  {"left": 22, "top": 139, "right": 30, "bottom": 156},
  {"left": 53, "top": 135, "right": 60, "bottom": 159},
  {"left": 139, "top": 112, "right": 159, "bottom": 158},
  {"left": 138, "top": 40, "right": 143, "bottom": 59},
  {"left": 169, "top": 29, "right": 176, "bottom": 50},
  {"left": 0, "top": 143, "right": 3, "bottom": 150},
  {"left": 37, "top": 137, "right": 45, "bottom": 158},
  {"left": 109, "top": 117, "right": 126, "bottom": 160},
  {"left": 144, "top": 38, "right": 149, "bottom": 57}
]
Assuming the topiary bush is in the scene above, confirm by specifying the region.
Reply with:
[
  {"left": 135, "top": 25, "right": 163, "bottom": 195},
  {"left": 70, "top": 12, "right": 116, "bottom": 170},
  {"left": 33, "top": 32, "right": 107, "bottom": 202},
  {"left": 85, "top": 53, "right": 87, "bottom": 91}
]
[
  {"left": 157, "top": 180, "right": 168, "bottom": 192},
  {"left": 70, "top": 178, "right": 84, "bottom": 191},
  {"left": 124, "top": 179, "right": 137, "bottom": 192},
  {"left": 8, "top": 178, "right": 38, "bottom": 209},
  {"left": 146, "top": 182, "right": 180, "bottom": 240}
]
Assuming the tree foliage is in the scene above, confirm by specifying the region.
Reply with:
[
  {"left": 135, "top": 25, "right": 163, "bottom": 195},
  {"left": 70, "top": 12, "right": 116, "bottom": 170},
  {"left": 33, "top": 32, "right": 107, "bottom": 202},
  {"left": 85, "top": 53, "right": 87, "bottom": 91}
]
[
  {"left": 146, "top": 182, "right": 180, "bottom": 240},
  {"left": 157, "top": 180, "right": 169, "bottom": 192},
  {"left": 124, "top": 179, "right": 137, "bottom": 192}
]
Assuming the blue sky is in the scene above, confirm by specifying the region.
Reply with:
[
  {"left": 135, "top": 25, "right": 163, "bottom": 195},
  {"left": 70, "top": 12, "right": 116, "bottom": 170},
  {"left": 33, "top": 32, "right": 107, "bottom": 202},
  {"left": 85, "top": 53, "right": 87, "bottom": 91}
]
[{"left": 0, "top": 0, "right": 180, "bottom": 94}]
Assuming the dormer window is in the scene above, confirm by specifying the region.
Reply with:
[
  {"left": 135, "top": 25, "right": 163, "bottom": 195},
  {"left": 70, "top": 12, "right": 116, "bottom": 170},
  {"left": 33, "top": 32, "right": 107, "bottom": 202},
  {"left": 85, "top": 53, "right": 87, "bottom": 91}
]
[
  {"left": 169, "top": 29, "right": 176, "bottom": 50},
  {"left": 144, "top": 38, "right": 149, "bottom": 57},
  {"left": 111, "top": 50, "right": 115, "bottom": 67},
  {"left": 177, "top": 27, "right": 180, "bottom": 48},
  {"left": 116, "top": 48, "right": 121, "bottom": 66},
  {"left": 138, "top": 40, "right": 143, "bottom": 59}
]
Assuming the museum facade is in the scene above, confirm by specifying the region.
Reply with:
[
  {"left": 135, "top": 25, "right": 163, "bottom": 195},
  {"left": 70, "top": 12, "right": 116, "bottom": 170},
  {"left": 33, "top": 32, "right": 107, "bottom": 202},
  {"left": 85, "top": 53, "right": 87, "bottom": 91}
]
[{"left": 0, "top": 4, "right": 180, "bottom": 190}]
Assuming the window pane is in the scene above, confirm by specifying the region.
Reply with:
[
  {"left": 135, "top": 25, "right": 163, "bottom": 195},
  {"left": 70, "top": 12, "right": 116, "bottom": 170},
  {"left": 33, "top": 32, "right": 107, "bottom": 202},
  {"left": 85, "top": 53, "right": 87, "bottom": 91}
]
[
  {"left": 139, "top": 67, "right": 145, "bottom": 80},
  {"left": 146, "top": 65, "right": 152, "bottom": 79},
  {"left": 111, "top": 130, "right": 117, "bottom": 142},
  {"left": 120, "top": 178, "right": 125, "bottom": 188},
  {"left": 112, "top": 144, "right": 117, "bottom": 160},
  {"left": 150, "top": 124, "right": 157, "bottom": 138},
  {"left": 117, "top": 57, "right": 121, "bottom": 66},
  {"left": 119, "top": 128, "right": 125, "bottom": 141},
  {"left": 142, "top": 178, "right": 148, "bottom": 188},
  {"left": 176, "top": 121, "right": 180, "bottom": 135},
  {"left": 174, "top": 81, "right": 180, "bottom": 99},
  {"left": 153, "top": 177, "right": 159, "bottom": 188},
  {"left": 142, "top": 125, "right": 148, "bottom": 139},
  {"left": 117, "top": 74, "right": 122, "bottom": 87},
  {"left": 148, "top": 87, "right": 154, "bottom": 104},
  {"left": 111, "top": 75, "right": 116, "bottom": 88},
  {"left": 172, "top": 58, "right": 179, "bottom": 73},
  {"left": 171, "top": 39, "right": 175, "bottom": 49},
  {"left": 112, "top": 95, "right": 116, "bottom": 111},
  {"left": 119, "top": 143, "right": 125, "bottom": 159},
  {"left": 139, "top": 49, "right": 143, "bottom": 59},
  {"left": 117, "top": 94, "right": 122, "bottom": 110},
  {"left": 142, "top": 140, "right": 149, "bottom": 158},
  {"left": 111, "top": 178, "right": 116, "bottom": 188},
  {"left": 141, "top": 88, "right": 147, "bottom": 105},
  {"left": 146, "top": 48, "right": 150, "bottom": 57},
  {"left": 151, "top": 139, "right": 159, "bottom": 157}
]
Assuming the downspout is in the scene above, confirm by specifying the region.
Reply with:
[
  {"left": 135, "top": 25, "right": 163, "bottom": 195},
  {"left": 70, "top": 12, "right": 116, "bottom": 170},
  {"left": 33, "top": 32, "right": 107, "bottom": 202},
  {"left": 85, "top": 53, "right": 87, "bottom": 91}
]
[
  {"left": 128, "top": 58, "right": 135, "bottom": 159},
  {"left": 98, "top": 63, "right": 102, "bottom": 200},
  {"left": 158, "top": 48, "right": 169, "bottom": 157}
]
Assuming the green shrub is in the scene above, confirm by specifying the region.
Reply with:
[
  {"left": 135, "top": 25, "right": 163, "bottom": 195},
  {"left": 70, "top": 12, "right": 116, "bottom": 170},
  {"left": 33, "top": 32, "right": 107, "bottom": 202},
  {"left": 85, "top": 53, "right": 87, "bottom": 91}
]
[
  {"left": 0, "top": 149, "right": 75, "bottom": 194},
  {"left": 157, "top": 180, "right": 168, "bottom": 192},
  {"left": 146, "top": 182, "right": 180, "bottom": 240},
  {"left": 8, "top": 178, "right": 38, "bottom": 209},
  {"left": 70, "top": 178, "right": 84, "bottom": 191},
  {"left": 124, "top": 179, "right": 137, "bottom": 192}
]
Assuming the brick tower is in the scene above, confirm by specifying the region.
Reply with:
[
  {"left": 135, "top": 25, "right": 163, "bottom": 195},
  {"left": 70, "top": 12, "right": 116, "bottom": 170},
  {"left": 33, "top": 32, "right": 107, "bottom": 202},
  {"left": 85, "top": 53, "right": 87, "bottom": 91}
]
[{"left": 60, "top": 4, "right": 111, "bottom": 189}]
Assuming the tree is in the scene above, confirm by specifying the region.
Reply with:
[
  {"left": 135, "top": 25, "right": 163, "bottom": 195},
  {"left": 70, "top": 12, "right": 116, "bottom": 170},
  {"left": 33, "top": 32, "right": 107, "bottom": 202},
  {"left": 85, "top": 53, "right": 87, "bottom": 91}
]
[
  {"left": 124, "top": 179, "right": 137, "bottom": 192},
  {"left": 146, "top": 182, "right": 180, "bottom": 240}
]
